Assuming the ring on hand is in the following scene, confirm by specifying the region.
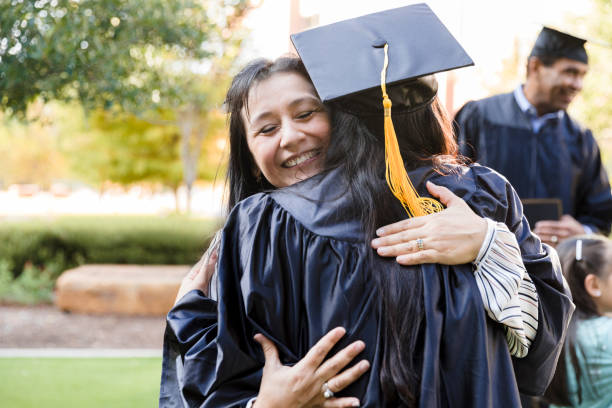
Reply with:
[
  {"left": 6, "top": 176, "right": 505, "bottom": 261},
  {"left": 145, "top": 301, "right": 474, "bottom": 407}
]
[
  {"left": 416, "top": 238, "right": 424, "bottom": 251},
  {"left": 322, "top": 382, "right": 334, "bottom": 399},
  {"left": 551, "top": 235, "right": 559, "bottom": 244}
]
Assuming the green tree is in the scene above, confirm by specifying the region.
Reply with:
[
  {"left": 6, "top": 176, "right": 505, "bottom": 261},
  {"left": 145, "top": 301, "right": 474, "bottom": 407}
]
[
  {"left": 0, "top": 101, "right": 69, "bottom": 187},
  {"left": 74, "top": 110, "right": 183, "bottom": 189},
  {"left": 0, "top": 0, "right": 213, "bottom": 115},
  {"left": 1, "top": 0, "right": 256, "bottom": 211},
  {"left": 568, "top": 0, "right": 612, "bottom": 171},
  {"left": 66, "top": 107, "right": 227, "bottom": 211}
]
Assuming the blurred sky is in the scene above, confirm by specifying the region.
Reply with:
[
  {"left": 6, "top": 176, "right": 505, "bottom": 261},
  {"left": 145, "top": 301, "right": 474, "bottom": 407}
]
[{"left": 242, "top": 0, "right": 593, "bottom": 109}]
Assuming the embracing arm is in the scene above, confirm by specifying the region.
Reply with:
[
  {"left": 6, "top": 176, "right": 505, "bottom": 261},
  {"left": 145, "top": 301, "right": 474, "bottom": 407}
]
[
  {"left": 372, "top": 169, "right": 573, "bottom": 394},
  {"left": 453, "top": 101, "right": 481, "bottom": 161},
  {"left": 474, "top": 166, "right": 574, "bottom": 395},
  {"left": 160, "top": 231, "right": 221, "bottom": 408},
  {"left": 163, "top": 208, "right": 369, "bottom": 408},
  {"left": 535, "top": 130, "right": 612, "bottom": 242},
  {"left": 372, "top": 181, "right": 539, "bottom": 357},
  {"left": 570, "top": 130, "right": 612, "bottom": 235},
  {"left": 166, "top": 289, "right": 368, "bottom": 408}
]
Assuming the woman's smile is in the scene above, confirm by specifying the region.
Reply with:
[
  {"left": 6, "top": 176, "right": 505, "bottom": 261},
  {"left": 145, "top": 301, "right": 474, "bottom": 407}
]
[{"left": 282, "top": 148, "right": 323, "bottom": 168}]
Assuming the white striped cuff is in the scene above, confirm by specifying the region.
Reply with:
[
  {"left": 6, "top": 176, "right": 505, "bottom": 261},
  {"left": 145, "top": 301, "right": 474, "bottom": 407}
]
[{"left": 473, "top": 219, "right": 539, "bottom": 358}]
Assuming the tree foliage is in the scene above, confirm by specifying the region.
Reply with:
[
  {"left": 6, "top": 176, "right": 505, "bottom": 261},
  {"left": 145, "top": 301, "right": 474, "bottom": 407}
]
[
  {"left": 564, "top": 0, "right": 612, "bottom": 172},
  {"left": 1, "top": 0, "right": 256, "bottom": 211},
  {"left": 68, "top": 109, "right": 184, "bottom": 190},
  {"left": 1, "top": 0, "right": 215, "bottom": 115},
  {"left": 66, "top": 106, "right": 227, "bottom": 189},
  {"left": 572, "top": 0, "right": 612, "bottom": 139}
]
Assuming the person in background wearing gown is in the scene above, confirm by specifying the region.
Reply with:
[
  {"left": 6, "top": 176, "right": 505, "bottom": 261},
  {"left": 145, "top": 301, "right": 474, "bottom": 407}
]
[
  {"left": 545, "top": 236, "right": 612, "bottom": 408},
  {"left": 455, "top": 27, "right": 612, "bottom": 248},
  {"left": 160, "top": 5, "right": 573, "bottom": 407}
]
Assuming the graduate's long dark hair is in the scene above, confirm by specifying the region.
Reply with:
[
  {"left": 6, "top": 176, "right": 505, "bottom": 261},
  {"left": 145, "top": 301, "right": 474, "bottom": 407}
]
[
  {"left": 545, "top": 236, "right": 611, "bottom": 405},
  {"left": 225, "top": 56, "right": 458, "bottom": 407},
  {"left": 326, "top": 100, "right": 458, "bottom": 407}
]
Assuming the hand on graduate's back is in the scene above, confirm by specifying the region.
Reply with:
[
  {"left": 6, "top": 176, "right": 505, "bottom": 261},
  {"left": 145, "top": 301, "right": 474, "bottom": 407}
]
[
  {"left": 252, "top": 327, "right": 369, "bottom": 408},
  {"left": 174, "top": 246, "right": 218, "bottom": 303},
  {"left": 371, "top": 181, "right": 487, "bottom": 265},
  {"left": 534, "top": 214, "right": 586, "bottom": 247}
]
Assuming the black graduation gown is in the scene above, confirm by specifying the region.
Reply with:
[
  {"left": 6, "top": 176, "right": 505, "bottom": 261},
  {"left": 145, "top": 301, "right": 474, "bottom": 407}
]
[
  {"left": 454, "top": 92, "right": 612, "bottom": 235},
  {"left": 160, "top": 164, "right": 573, "bottom": 408}
]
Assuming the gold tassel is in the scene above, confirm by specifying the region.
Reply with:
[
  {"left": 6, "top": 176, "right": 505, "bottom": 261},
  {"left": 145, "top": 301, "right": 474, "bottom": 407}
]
[{"left": 380, "top": 43, "right": 443, "bottom": 217}]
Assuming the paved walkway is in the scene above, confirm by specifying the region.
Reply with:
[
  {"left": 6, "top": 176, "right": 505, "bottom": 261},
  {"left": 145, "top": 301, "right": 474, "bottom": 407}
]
[{"left": 1, "top": 305, "right": 166, "bottom": 350}]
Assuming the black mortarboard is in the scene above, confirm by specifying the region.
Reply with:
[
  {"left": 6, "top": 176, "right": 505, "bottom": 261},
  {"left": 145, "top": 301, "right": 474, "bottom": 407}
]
[
  {"left": 290, "top": 3, "right": 473, "bottom": 111},
  {"left": 290, "top": 3, "right": 473, "bottom": 218},
  {"left": 529, "top": 27, "right": 588, "bottom": 64}
]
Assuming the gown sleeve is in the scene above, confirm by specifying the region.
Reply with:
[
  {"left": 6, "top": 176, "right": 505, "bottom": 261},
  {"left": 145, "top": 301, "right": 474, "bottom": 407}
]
[
  {"left": 160, "top": 231, "right": 222, "bottom": 408},
  {"left": 473, "top": 219, "right": 538, "bottom": 358},
  {"left": 162, "top": 189, "right": 386, "bottom": 407},
  {"left": 465, "top": 165, "right": 575, "bottom": 396},
  {"left": 454, "top": 101, "right": 481, "bottom": 161},
  {"left": 161, "top": 290, "right": 219, "bottom": 408},
  {"left": 573, "top": 128, "right": 612, "bottom": 235},
  {"left": 166, "top": 193, "right": 311, "bottom": 407}
]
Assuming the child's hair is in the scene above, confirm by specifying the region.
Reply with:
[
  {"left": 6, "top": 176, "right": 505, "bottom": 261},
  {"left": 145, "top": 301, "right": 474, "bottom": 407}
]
[{"left": 545, "top": 235, "right": 611, "bottom": 405}]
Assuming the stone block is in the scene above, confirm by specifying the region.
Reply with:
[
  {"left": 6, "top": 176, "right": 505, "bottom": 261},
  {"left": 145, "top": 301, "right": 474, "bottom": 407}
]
[{"left": 55, "top": 264, "right": 189, "bottom": 316}]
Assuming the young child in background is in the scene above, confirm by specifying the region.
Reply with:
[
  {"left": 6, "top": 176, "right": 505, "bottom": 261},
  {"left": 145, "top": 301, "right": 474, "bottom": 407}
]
[{"left": 546, "top": 235, "right": 612, "bottom": 408}]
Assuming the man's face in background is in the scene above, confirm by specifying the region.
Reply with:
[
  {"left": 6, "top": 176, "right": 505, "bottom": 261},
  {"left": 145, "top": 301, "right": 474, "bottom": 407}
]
[{"left": 532, "top": 57, "right": 589, "bottom": 114}]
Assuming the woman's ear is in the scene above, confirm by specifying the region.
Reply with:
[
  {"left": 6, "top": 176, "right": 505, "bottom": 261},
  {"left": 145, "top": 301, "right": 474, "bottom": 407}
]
[{"left": 584, "top": 273, "right": 602, "bottom": 298}]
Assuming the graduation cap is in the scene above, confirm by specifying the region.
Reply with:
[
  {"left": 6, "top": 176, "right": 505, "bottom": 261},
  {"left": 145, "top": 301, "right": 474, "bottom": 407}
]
[
  {"left": 290, "top": 3, "right": 473, "bottom": 217},
  {"left": 529, "top": 26, "right": 588, "bottom": 64}
]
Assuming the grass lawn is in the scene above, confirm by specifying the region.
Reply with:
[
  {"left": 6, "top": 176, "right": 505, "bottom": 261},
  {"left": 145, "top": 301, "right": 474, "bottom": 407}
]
[{"left": 0, "top": 357, "right": 162, "bottom": 408}]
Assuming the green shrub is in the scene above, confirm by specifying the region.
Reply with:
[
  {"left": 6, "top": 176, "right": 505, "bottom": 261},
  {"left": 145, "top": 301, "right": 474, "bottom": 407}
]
[
  {"left": 0, "top": 215, "right": 220, "bottom": 304},
  {"left": 0, "top": 260, "right": 56, "bottom": 305}
]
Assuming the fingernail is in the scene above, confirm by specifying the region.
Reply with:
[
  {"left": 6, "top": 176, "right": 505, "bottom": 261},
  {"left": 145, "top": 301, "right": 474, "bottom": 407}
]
[
  {"left": 353, "top": 341, "right": 365, "bottom": 352},
  {"left": 371, "top": 238, "right": 380, "bottom": 247},
  {"left": 359, "top": 360, "right": 370, "bottom": 371},
  {"left": 376, "top": 228, "right": 384, "bottom": 236},
  {"left": 351, "top": 400, "right": 360, "bottom": 407},
  {"left": 377, "top": 247, "right": 388, "bottom": 255}
]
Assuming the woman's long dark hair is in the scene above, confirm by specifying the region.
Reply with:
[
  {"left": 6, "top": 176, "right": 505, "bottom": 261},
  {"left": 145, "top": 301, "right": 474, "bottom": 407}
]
[
  {"left": 545, "top": 236, "right": 611, "bottom": 405},
  {"left": 224, "top": 56, "right": 458, "bottom": 406}
]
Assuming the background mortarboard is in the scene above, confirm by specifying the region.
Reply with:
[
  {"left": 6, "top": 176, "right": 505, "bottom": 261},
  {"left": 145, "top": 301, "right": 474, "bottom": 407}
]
[
  {"left": 290, "top": 3, "right": 473, "bottom": 104},
  {"left": 529, "top": 26, "right": 588, "bottom": 64},
  {"left": 521, "top": 198, "right": 562, "bottom": 229}
]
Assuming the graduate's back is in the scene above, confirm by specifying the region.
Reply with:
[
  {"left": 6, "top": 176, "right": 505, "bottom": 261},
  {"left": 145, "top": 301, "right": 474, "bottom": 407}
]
[{"left": 204, "top": 162, "right": 560, "bottom": 407}]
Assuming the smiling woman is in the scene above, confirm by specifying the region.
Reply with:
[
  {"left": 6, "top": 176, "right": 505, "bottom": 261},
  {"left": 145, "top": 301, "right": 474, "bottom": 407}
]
[{"left": 243, "top": 71, "right": 331, "bottom": 188}]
